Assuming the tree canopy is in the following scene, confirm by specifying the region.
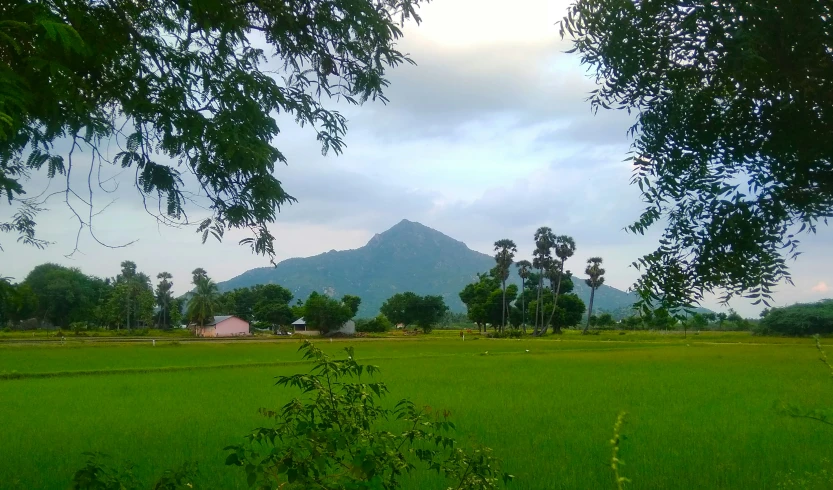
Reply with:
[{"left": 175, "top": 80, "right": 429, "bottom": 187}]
[
  {"left": 562, "top": 0, "right": 833, "bottom": 310},
  {"left": 380, "top": 292, "right": 448, "bottom": 333},
  {"left": 1, "top": 0, "right": 425, "bottom": 256},
  {"left": 302, "top": 292, "right": 355, "bottom": 334}
]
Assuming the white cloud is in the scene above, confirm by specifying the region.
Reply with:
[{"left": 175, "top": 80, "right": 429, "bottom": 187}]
[{"left": 812, "top": 281, "right": 830, "bottom": 293}]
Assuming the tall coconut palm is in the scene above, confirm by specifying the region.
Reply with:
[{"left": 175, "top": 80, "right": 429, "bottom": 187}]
[
  {"left": 546, "top": 235, "right": 576, "bottom": 331},
  {"left": 532, "top": 227, "right": 555, "bottom": 336},
  {"left": 493, "top": 239, "right": 517, "bottom": 332},
  {"left": 515, "top": 260, "right": 532, "bottom": 332},
  {"left": 187, "top": 275, "right": 218, "bottom": 336},
  {"left": 583, "top": 257, "right": 606, "bottom": 334}
]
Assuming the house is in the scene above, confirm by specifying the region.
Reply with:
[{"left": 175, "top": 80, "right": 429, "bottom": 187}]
[{"left": 198, "top": 315, "right": 250, "bottom": 338}]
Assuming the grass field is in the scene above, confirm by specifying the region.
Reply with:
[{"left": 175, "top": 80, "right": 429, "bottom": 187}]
[{"left": 1, "top": 334, "right": 832, "bottom": 489}]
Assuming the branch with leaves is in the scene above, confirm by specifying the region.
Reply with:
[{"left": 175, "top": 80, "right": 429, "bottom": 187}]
[{"left": 224, "top": 341, "right": 513, "bottom": 489}]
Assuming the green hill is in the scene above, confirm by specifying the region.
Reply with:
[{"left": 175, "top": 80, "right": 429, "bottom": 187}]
[{"left": 217, "top": 219, "right": 643, "bottom": 318}]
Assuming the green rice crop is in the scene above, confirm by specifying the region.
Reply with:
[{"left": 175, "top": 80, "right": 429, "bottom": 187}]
[{"left": 1, "top": 337, "right": 831, "bottom": 489}]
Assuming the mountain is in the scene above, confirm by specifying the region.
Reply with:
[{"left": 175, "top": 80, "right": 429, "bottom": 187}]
[{"left": 217, "top": 219, "right": 643, "bottom": 318}]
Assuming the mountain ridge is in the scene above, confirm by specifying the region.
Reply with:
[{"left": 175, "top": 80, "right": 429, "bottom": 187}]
[{"left": 217, "top": 219, "right": 642, "bottom": 317}]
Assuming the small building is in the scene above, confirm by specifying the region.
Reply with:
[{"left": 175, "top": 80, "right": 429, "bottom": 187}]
[
  {"left": 292, "top": 317, "right": 307, "bottom": 331},
  {"left": 198, "top": 315, "right": 250, "bottom": 338},
  {"left": 290, "top": 317, "right": 355, "bottom": 336}
]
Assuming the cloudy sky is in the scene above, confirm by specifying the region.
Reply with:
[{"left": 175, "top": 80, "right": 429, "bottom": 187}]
[{"left": 2, "top": 0, "right": 831, "bottom": 316}]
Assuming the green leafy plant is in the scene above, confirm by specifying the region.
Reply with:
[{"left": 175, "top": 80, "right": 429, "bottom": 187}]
[
  {"left": 356, "top": 314, "right": 393, "bottom": 333},
  {"left": 779, "top": 336, "right": 833, "bottom": 426},
  {"left": 224, "top": 341, "right": 513, "bottom": 489},
  {"left": 72, "top": 452, "right": 197, "bottom": 490},
  {"left": 610, "top": 412, "right": 629, "bottom": 490}
]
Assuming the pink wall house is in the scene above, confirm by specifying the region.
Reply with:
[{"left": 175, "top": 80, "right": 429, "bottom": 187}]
[{"left": 199, "top": 316, "right": 250, "bottom": 337}]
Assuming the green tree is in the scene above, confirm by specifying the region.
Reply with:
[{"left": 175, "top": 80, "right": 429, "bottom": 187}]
[
  {"left": 597, "top": 313, "right": 614, "bottom": 328},
  {"left": 341, "top": 294, "right": 362, "bottom": 318},
  {"left": 650, "top": 308, "right": 676, "bottom": 331},
  {"left": 113, "top": 261, "right": 153, "bottom": 330},
  {"left": 23, "top": 263, "right": 102, "bottom": 327},
  {"left": 155, "top": 272, "right": 173, "bottom": 329},
  {"left": 191, "top": 268, "right": 208, "bottom": 284},
  {"left": 761, "top": 300, "right": 833, "bottom": 336},
  {"left": 515, "top": 260, "right": 532, "bottom": 332},
  {"left": 1, "top": 1, "right": 427, "bottom": 257},
  {"left": 380, "top": 292, "right": 419, "bottom": 328},
  {"left": 493, "top": 239, "right": 517, "bottom": 332},
  {"left": 0, "top": 281, "right": 37, "bottom": 325},
  {"left": 254, "top": 284, "right": 293, "bottom": 305},
  {"left": 459, "top": 273, "right": 501, "bottom": 333},
  {"left": 583, "top": 257, "right": 605, "bottom": 334},
  {"left": 0, "top": 275, "right": 13, "bottom": 325},
  {"left": 547, "top": 235, "right": 576, "bottom": 331},
  {"left": 380, "top": 292, "right": 448, "bottom": 333},
  {"left": 169, "top": 298, "right": 183, "bottom": 329},
  {"left": 562, "top": 0, "right": 833, "bottom": 310},
  {"left": 542, "top": 265, "right": 570, "bottom": 334},
  {"left": 553, "top": 293, "right": 585, "bottom": 331},
  {"left": 253, "top": 301, "right": 293, "bottom": 332},
  {"left": 688, "top": 313, "right": 709, "bottom": 337},
  {"left": 532, "top": 227, "right": 555, "bottom": 335},
  {"left": 356, "top": 314, "right": 393, "bottom": 333},
  {"left": 303, "top": 293, "right": 352, "bottom": 334},
  {"left": 413, "top": 295, "right": 448, "bottom": 333},
  {"left": 187, "top": 273, "right": 218, "bottom": 335}
]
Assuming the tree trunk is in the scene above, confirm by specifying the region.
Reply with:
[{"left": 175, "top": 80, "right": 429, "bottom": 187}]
[
  {"left": 501, "top": 278, "right": 507, "bottom": 333},
  {"left": 520, "top": 278, "right": 526, "bottom": 333},
  {"left": 583, "top": 287, "right": 596, "bottom": 334},
  {"left": 547, "top": 259, "right": 566, "bottom": 333},
  {"left": 533, "top": 272, "right": 543, "bottom": 335}
]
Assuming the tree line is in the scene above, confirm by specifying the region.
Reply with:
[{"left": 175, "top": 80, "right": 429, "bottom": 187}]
[
  {"left": 0, "top": 261, "right": 180, "bottom": 331},
  {"left": 460, "top": 227, "right": 606, "bottom": 336},
  {"left": 1, "top": 262, "right": 456, "bottom": 335}
]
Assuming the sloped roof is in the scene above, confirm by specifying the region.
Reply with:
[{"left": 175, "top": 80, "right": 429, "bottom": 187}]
[
  {"left": 207, "top": 315, "right": 235, "bottom": 326},
  {"left": 292, "top": 317, "right": 306, "bottom": 325}
]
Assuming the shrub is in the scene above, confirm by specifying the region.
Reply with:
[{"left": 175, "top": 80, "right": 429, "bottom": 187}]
[
  {"left": 70, "top": 322, "right": 87, "bottom": 333},
  {"left": 224, "top": 341, "right": 513, "bottom": 489},
  {"left": 761, "top": 300, "right": 833, "bottom": 336},
  {"left": 72, "top": 452, "right": 197, "bottom": 489},
  {"left": 356, "top": 314, "right": 393, "bottom": 333},
  {"left": 486, "top": 330, "right": 523, "bottom": 339}
]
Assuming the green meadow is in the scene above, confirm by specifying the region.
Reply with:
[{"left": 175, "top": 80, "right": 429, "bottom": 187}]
[{"left": 1, "top": 334, "right": 832, "bottom": 489}]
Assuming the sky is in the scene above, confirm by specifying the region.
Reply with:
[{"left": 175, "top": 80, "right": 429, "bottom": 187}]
[{"left": 2, "top": 0, "right": 831, "bottom": 317}]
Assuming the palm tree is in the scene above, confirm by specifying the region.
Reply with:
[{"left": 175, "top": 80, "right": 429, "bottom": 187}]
[
  {"left": 493, "top": 239, "right": 517, "bottom": 332},
  {"left": 156, "top": 272, "right": 173, "bottom": 328},
  {"left": 191, "top": 268, "right": 208, "bottom": 284},
  {"left": 532, "top": 227, "right": 555, "bottom": 336},
  {"left": 583, "top": 257, "right": 606, "bottom": 334},
  {"left": 515, "top": 260, "right": 532, "bottom": 332},
  {"left": 187, "top": 275, "right": 218, "bottom": 336},
  {"left": 542, "top": 262, "right": 562, "bottom": 334},
  {"left": 546, "top": 235, "right": 576, "bottom": 332}
]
